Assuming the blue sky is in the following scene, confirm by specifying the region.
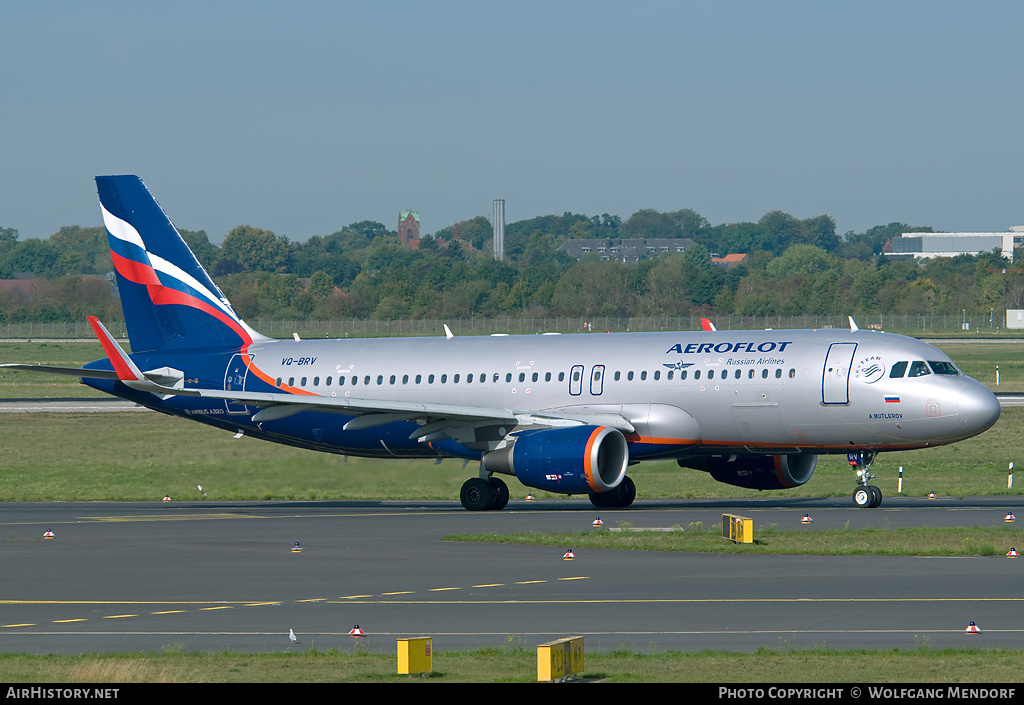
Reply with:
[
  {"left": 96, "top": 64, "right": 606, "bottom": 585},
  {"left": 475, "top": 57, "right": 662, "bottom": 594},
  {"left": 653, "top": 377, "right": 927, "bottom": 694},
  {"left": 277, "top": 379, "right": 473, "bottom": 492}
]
[{"left": 2, "top": 1, "right": 1022, "bottom": 242}]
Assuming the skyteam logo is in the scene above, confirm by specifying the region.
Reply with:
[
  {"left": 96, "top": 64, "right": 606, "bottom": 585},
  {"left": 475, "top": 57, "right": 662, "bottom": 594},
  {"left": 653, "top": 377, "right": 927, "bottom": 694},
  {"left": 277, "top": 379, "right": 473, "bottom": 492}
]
[
  {"left": 663, "top": 361, "right": 695, "bottom": 371},
  {"left": 853, "top": 355, "right": 885, "bottom": 384}
]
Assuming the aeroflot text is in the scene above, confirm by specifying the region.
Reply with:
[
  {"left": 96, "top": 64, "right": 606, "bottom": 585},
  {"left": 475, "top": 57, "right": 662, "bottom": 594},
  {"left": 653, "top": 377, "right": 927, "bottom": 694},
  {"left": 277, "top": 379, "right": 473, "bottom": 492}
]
[{"left": 666, "top": 341, "right": 793, "bottom": 355}]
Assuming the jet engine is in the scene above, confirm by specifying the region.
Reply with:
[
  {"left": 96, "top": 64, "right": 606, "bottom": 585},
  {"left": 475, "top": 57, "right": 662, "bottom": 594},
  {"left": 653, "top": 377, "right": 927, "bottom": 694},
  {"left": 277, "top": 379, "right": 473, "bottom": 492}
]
[
  {"left": 482, "top": 425, "right": 629, "bottom": 494},
  {"left": 678, "top": 454, "right": 817, "bottom": 490}
]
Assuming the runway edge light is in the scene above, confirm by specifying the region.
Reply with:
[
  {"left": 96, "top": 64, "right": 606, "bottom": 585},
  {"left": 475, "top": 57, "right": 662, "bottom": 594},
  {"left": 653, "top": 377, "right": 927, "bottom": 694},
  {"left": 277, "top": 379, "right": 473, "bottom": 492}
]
[
  {"left": 1005, "top": 512, "right": 1015, "bottom": 523},
  {"left": 801, "top": 513, "right": 813, "bottom": 524},
  {"left": 1008, "top": 548, "right": 1019, "bottom": 557},
  {"left": 349, "top": 625, "right": 365, "bottom": 637},
  {"left": 965, "top": 622, "right": 981, "bottom": 634},
  {"left": 563, "top": 549, "right": 575, "bottom": 560},
  {"left": 592, "top": 517, "right": 603, "bottom": 527},
  {"left": 43, "top": 530, "right": 55, "bottom": 539}
]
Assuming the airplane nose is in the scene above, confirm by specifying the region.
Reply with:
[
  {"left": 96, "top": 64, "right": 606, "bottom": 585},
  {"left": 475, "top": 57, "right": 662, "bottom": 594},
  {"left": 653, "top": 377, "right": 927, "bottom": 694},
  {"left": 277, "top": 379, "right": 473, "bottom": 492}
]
[{"left": 958, "top": 383, "right": 1001, "bottom": 435}]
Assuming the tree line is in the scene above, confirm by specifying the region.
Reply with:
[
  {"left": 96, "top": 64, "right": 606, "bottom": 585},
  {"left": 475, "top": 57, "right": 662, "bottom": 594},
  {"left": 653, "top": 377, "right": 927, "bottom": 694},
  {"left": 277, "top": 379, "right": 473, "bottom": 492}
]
[{"left": 0, "top": 209, "right": 1018, "bottom": 325}]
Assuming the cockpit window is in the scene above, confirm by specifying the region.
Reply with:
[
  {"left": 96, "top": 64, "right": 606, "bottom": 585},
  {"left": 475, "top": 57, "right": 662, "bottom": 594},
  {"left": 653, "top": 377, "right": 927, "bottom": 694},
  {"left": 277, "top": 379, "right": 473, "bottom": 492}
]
[
  {"left": 928, "top": 360, "right": 960, "bottom": 375},
  {"left": 908, "top": 361, "right": 931, "bottom": 377},
  {"left": 889, "top": 361, "right": 908, "bottom": 378}
]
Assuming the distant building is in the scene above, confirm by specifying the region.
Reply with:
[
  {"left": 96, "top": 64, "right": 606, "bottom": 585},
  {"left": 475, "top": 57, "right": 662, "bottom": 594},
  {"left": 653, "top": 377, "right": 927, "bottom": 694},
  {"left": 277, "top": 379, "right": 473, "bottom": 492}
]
[
  {"left": 712, "top": 253, "right": 748, "bottom": 268},
  {"left": 558, "top": 238, "right": 694, "bottom": 262},
  {"left": 398, "top": 210, "right": 420, "bottom": 250},
  {"left": 885, "top": 227, "right": 1024, "bottom": 263}
]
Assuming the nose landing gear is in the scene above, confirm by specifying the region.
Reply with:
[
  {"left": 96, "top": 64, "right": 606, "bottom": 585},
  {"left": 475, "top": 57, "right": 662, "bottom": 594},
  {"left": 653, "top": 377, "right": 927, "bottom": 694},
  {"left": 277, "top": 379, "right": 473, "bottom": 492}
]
[{"left": 850, "top": 451, "right": 882, "bottom": 508}]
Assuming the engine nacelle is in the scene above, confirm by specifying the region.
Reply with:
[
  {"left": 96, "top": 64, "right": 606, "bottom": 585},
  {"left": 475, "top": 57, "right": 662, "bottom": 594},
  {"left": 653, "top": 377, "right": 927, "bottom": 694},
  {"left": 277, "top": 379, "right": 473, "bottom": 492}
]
[
  {"left": 482, "top": 425, "right": 629, "bottom": 494},
  {"left": 678, "top": 454, "right": 817, "bottom": 490}
]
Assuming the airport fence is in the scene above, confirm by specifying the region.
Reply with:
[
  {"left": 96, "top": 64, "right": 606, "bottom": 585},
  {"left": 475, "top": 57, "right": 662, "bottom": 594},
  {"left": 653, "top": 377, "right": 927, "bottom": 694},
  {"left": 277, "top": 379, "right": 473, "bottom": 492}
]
[{"left": 0, "top": 312, "right": 1012, "bottom": 340}]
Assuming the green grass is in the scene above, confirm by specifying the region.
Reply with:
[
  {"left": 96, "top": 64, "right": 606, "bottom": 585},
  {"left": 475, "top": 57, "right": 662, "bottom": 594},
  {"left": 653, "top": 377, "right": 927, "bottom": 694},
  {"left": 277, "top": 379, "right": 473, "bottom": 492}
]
[
  {"left": 446, "top": 525, "right": 1023, "bottom": 556},
  {"left": 0, "top": 647, "right": 1021, "bottom": 682},
  {"left": 0, "top": 406, "right": 1022, "bottom": 502}
]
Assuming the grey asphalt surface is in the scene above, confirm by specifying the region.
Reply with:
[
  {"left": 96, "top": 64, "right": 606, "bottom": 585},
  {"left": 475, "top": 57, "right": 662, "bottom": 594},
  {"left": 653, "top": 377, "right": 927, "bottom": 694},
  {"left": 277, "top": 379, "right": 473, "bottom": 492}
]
[{"left": 1, "top": 495, "right": 1023, "bottom": 655}]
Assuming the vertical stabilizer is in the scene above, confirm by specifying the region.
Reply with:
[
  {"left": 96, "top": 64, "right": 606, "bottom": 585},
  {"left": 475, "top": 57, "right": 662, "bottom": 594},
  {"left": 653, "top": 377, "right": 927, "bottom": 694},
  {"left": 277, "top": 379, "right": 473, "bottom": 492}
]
[{"left": 96, "top": 175, "right": 265, "bottom": 353}]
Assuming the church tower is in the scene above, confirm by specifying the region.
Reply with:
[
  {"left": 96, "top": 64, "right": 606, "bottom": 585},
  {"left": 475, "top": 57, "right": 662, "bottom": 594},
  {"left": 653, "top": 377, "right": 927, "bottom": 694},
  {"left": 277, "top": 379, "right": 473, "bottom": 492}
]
[{"left": 398, "top": 210, "right": 420, "bottom": 250}]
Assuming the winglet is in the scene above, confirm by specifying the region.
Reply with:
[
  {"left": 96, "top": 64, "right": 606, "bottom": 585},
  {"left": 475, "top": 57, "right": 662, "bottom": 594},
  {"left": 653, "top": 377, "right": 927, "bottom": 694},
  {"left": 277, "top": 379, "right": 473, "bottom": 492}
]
[
  {"left": 87, "top": 316, "right": 145, "bottom": 382},
  {"left": 444, "top": 324, "right": 454, "bottom": 340},
  {"left": 700, "top": 318, "right": 717, "bottom": 332},
  {"left": 848, "top": 316, "right": 859, "bottom": 332}
]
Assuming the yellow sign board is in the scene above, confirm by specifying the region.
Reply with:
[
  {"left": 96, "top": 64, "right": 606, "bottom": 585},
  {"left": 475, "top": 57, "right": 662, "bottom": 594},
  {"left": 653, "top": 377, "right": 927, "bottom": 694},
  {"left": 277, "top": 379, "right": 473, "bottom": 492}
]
[
  {"left": 723, "top": 513, "right": 753, "bottom": 543},
  {"left": 537, "top": 636, "right": 584, "bottom": 681},
  {"left": 397, "top": 637, "right": 432, "bottom": 675}
]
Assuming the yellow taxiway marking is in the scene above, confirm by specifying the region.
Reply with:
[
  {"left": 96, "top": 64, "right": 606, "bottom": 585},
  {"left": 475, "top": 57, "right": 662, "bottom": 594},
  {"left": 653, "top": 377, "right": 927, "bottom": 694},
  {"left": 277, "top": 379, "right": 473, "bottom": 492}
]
[
  {"left": 103, "top": 614, "right": 137, "bottom": 619},
  {"left": 0, "top": 601, "right": 257, "bottom": 606},
  {"left": 151, "top": 611, "right": 185, "bottom": 615},
  {"left": 2, "top": 624, "right": 35, "bottom": 628},
  {"left": 341, "top": 595, "right": 373, "bottom": 599},
  {"left": 52, "top": 619, "right": 88, "bottom": 623},
  {"left": 200, "top": 606, "right": 233, "bottom": 611},
  {"left": 558, "top": 577, "right": 589, "bottom": 581},
  {"left": 472, "top": 584, "right": 505, "bottom": 588},
  {"left": 428, "top": 587, "right": 460, "bottom": 592},
  {"left": 515, "top": 580, "right": 547, "bottom": 584},
  {"left": 381, "top": 591, "right": 415, "bottom": 596}
]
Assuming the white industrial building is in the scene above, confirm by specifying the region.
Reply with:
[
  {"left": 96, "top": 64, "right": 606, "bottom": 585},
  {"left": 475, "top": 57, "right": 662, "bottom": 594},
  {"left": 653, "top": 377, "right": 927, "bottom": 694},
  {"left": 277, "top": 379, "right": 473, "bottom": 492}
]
[{"left": 886, "top": 226, "right": 1024, "bottom": 262}]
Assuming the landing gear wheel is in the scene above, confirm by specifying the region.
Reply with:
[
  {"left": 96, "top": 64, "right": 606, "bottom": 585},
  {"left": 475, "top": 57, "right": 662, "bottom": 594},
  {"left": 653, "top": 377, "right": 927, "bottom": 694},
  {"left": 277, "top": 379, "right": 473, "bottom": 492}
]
[
  {"left": 868, "top": 485, "right": 882, "bottom": 508},
  {"left": 588, "top": 476, "right": 636, "bottom": 509},
  {"left": 617, "top": 475, "right": 636, "bottom": 507},
  {"left": 853, "top": 486, "right": 872, "bottom": 508},
  {"left": 460, "top": 477, "right": 493, "bottom": 511},
  {"left": 488, "top": 478, "right": 509, "bottom": 510}
]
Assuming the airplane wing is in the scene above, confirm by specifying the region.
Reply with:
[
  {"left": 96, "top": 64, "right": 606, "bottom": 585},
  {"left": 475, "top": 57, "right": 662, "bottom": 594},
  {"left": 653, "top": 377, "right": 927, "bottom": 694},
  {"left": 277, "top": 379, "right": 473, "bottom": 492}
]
[
  {"left": 54, "top": 317, "right": 637, "bottom": 446},
  {"left": 0, "top": 364, "right": 120, "bottom": 380}
]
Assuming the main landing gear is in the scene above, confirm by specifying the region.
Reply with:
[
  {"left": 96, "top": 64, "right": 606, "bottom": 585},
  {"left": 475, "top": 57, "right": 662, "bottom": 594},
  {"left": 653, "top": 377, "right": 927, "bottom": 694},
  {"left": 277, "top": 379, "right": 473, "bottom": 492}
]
[
  {"left": 850, "top": 450, "right": 882, "bottom": 508},
  {"left": 589, "top": 475, "right": 636, "bottom": 509},
  {"left": 460, "top": 476, "right": 509, "bottom": 511}
]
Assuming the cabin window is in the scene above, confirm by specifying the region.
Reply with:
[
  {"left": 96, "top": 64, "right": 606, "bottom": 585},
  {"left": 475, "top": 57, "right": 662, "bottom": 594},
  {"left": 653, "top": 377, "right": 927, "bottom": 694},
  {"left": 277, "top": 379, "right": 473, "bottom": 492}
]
[
  {"left": 376, "top": 375, "right": 383, "bottom": 385},
  {"left": 681, "top": 370, "right": 687, "bottom": 380},
  {"left": 929, "top": 361, "right": 959, "bottom": 375},
  {"left": 402, "top": 375, "right": 409, "bottom": 384},
  {"left": 775, "top": 369, "right": 782, "bottom": 378},
  {"left": 276, "top": 377, "right": 282, "bottom": 387},
  {"left": 532, "top": 372, "right": 539, "bottom": 382},
  {"left": 545, "top": 372, "right": 551, "bottom": 382},
  {"left": 627, "top": 371, "right": 634, "bottom": 381},
  {"left": 364, "top": 375, "right": 371, "bottom": 385},
  {"left": 558, "top": 372, "right": 565, "bottom": 382},
  {"left": 313, "top": 377, "right": 320, "bottom": 386},
  {"left": 707, "top": 370, "right": 714, "bottom": 380},
  {"left": 761, "top": 369, "right": 768, "bottom": 379},
  {"left": 889, "top": 361, "right": 908, "bottom": 378},
  {"left": 653, "top": 370, "right": 660, "bottom": 380},
  {"left": 339, "top": 376, "right": 346, "bottom": 385},
  {"left": 694, "top": 370, "right": 701, "bottom": 380},
  {"left": 454, "top": 374, "right": 460, "bottom": 383},
  {"left": 506, "top": 373, "right": 512, "bottom": 383},
  {"left": 667, "top": 370, "right": 674, "bottom": 380},
  {"left": 389, "top": 375, "right": 396, "bottom": 384},
  {"left": 908, "top": 361, "right": 931, "bottom": 378},
  {"left": 748, "top": 369, "right": 755, "bottom": 379},
  {"left": 300, "top": 377, "right": 307, "bottom": 386},
  {"left": 640, "top": 371, "right": 647, "bottom": 380},
  {"left": 467, "top": 373, "right": 474, "bottom": 383},
  {"left": 573, "top": 369, "right": 581, "bottom": 382},
  {"left": 441, "top": 374, "right": 448, "bottom": 383},
  {"left": 428, "top": 374, "right": 435, "bottom": 384},
  {"left": 480, "top": 373, "right": 486, "bottom": 383},
  {"left": 734, "top": 369, "right": 741, "bottom": 379},
  {"left": 416, "top": 374, "right": 422, "bottom": 384},
  {"left": 288, "top": 377, "right": 295, "bottom": 386},
  {"left": 519, "top": 373, "right": 526, "bottom": 382},
  {"left": 788, "top": 369, "right": 795, "bottom": 378}
]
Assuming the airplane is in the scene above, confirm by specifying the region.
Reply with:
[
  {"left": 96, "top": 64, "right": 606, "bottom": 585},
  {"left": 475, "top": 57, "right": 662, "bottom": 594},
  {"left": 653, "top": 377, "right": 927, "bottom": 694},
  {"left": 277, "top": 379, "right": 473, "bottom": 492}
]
[{"left": 1, "top": 176, "right": 1002, "bottom": 511}]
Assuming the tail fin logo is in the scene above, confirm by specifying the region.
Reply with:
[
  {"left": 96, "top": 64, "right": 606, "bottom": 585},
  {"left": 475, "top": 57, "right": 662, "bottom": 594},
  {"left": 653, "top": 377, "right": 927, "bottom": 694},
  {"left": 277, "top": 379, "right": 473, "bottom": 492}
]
[{"left": 97, "top": 175, "right": 265, "bottom": 353}]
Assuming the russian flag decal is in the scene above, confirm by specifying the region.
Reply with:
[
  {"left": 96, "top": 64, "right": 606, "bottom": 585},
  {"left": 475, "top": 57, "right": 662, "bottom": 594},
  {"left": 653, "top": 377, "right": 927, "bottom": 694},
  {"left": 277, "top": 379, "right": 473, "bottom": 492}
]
[{"left": 884, "top": 395, "right": 901, "bottom": 403}]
